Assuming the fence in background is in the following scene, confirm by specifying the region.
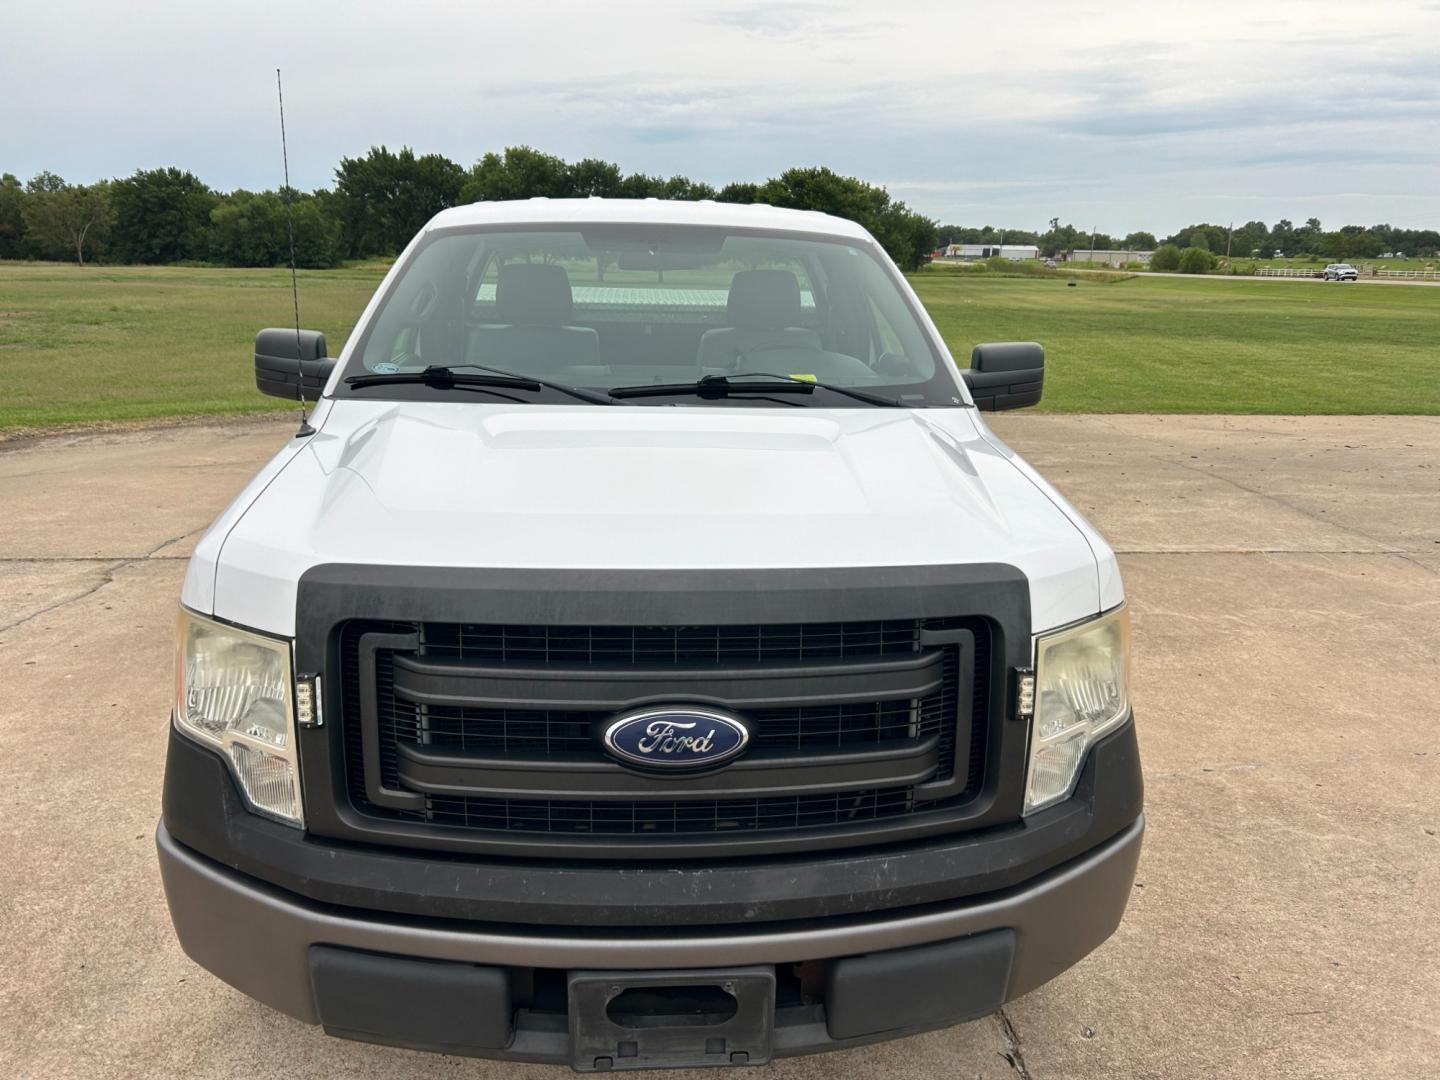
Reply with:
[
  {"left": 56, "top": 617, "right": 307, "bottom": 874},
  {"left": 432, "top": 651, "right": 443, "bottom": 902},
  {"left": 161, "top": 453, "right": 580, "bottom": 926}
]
[
  {"left": 1372, "top": 269, "right": 1440, "bottom": 279},
  {"left": 1253, "top": 267, "right": 1440, "bottom": 280}
]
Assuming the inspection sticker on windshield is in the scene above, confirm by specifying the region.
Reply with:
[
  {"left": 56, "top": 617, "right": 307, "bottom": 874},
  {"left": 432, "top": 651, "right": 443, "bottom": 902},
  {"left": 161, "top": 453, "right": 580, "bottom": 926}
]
[{"left": 373, "top": 362, "right": 401, "bottom": 374}]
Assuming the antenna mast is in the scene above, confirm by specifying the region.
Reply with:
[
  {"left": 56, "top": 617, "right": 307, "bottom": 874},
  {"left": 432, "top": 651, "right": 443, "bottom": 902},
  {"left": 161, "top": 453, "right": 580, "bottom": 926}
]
[{"left": 276, "top": 68, "right": 315, "bottom": 437}]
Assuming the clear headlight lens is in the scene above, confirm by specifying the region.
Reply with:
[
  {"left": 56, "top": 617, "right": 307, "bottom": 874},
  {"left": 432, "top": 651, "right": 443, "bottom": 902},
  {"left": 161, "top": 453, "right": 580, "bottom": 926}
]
[
  {"left": 174, "top": 608, "right": 303, "bottom": 827},
  {"left": 1023, "top": 605, "right": 1131, "bottom": 815}
]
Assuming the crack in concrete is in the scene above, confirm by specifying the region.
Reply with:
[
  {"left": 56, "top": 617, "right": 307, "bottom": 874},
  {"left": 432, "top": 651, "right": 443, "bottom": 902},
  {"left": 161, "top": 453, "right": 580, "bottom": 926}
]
[
  {"left": 1118, "top": 429, "right": 1414, "bottom": 557},
  {"left": 0, "top": 568, "right": 120, "bottom": 634},
  {"left": 2, "top": 555, "right": 192, "bottom": 563},
  {"left": 994, "top": 1007, "right": 1034, "bottom": 1080},
  {"left": 0, "top": 460, "right": 246, "bottom": 481},
  {"left": 1387, "top": 552, "right": 1440, "bottom": 578},
  {"left": 1119, "top": 548, "right": 1439, "bottom": 578},
  {"left": 1149, "top": 750, "right": 1438, "bottom": 781},
  {"left": 0, "top": 527, "right": 204, "bottom": 566},
  {"left": 1115, "top": 547, "right": 1406, "bottom": 555},
  {"left": 0, "top": 529, "right": 195, "bottom": 634}
]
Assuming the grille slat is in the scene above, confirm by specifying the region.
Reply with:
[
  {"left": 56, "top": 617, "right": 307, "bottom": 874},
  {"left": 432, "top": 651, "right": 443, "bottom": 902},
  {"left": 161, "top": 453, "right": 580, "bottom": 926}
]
[
  {"left": 426, "top": 620, "right": 924, "bottom": 666},
  {"left": 423, "top": 787, "right": 918, "bottom": 835},
  {"left": 340, "top": 617, "right": 990, "bottom": 841}
]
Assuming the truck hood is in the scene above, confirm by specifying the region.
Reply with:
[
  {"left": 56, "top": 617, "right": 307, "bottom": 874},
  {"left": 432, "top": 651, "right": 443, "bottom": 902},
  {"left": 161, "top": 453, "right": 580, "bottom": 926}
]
[{"left": 190, "top": 400, "right": 1110, "bottom": 636}]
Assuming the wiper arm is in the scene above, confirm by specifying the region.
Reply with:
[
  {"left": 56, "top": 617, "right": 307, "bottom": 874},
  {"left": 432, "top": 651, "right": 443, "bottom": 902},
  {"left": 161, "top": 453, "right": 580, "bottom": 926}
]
[
  {"left": 443, "top": 362, "right": 622, "bottom": 405},
  {"left": 346, "top": 364, "right": 619, "bottom": 405},
  {"left": 609, "top": 373, "right": 906, "bottom": 407},
  {"left": 737, "top": 372, "right": 906, "bottom": 407}
]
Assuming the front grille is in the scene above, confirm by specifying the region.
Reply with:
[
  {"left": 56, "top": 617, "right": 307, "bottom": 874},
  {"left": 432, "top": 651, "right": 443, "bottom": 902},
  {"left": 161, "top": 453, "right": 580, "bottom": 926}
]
[{"left": 339, "top": 617, "right": 990, "bottom": 845}]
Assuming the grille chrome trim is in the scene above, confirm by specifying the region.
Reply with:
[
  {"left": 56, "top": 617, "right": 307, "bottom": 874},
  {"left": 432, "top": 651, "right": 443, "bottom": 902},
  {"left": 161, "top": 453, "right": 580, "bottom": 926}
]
[{"left": 393, "top": 737, "right": 943, "bottom": 801}]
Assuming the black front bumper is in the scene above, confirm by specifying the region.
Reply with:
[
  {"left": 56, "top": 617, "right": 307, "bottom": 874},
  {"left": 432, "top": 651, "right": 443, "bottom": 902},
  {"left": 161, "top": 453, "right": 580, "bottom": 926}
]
[
  {"left": 158, "top": 721, "right": 1143, "bottom": 1064},
  {"left": 162, "top": 718, "right": 1142, "bottom": 927}
]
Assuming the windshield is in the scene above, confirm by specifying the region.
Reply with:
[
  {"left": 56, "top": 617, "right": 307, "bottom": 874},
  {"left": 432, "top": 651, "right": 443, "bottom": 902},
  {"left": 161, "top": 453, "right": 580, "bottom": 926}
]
[{"left": 337, "top": 224, "right": 963, "bottom": 407}]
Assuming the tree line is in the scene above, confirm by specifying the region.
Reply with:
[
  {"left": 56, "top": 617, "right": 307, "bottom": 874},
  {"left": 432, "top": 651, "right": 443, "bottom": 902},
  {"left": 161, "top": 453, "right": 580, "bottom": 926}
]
[
  {"left": 937, "top": 217, "right": 1439, "bottom": 261},
  {"left": 0, "top": 147, "right": 938, "bottom": 271},
  {"left": 3, "top": 149, "right": 1434, "bottom": 273}
]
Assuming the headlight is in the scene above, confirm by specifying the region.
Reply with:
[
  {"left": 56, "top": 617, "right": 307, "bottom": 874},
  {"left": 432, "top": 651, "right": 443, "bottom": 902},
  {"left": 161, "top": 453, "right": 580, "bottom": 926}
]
[
  {"left": 1023, "top": 605, "right": 1131, "bottom": 815},
  {"left": 174, "top": 608, "right": 303, "bottom": 827}
]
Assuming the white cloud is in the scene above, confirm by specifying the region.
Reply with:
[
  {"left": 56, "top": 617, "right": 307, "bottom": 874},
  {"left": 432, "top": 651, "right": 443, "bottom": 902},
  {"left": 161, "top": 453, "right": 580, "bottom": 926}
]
[{"left": 1, "top": 0, "right": 1436, "bottom": 232}]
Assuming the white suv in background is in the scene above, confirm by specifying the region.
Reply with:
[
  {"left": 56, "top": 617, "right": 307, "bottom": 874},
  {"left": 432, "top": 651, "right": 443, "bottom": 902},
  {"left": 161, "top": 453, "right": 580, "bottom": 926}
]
[{"left": 1324, "top": 263, "right": 1359, "bottom": 281}]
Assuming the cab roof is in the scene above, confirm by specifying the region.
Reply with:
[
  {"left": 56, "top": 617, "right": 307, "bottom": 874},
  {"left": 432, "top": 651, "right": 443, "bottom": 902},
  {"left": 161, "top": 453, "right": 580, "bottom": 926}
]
[{"left": 425, "top": 197, "right": 874, "bottom": 242}]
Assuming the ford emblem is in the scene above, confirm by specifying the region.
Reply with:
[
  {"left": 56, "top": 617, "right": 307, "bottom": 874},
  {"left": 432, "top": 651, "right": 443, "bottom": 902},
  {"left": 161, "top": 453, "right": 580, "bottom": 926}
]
[{"left": 603, "top": 708, "right": 750, "bottom": 770}]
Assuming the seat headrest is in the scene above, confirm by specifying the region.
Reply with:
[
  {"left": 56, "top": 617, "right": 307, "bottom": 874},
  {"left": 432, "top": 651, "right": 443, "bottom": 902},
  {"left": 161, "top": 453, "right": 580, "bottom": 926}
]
[
  {"left": 495, "top": 263, "right": 574, "bottom": 326},
  {"left": 726, "top": 270, "right": 803, "bottom": 330}
]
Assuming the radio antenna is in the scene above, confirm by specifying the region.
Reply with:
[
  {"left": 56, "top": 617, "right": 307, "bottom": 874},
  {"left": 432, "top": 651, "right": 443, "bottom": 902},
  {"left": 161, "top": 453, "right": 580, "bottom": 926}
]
[{"left": 276, "top": 68, "right": 315, "bottom": 437}]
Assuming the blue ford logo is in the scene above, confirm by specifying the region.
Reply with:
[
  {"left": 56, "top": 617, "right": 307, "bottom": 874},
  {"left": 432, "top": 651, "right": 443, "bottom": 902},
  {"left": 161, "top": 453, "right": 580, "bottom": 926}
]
[{"left": 603, "top": 708, "right": 750, "bottom": 770}]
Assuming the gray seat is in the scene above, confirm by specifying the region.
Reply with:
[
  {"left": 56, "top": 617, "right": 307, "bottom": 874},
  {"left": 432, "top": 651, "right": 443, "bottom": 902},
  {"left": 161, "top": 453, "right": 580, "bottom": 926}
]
[
  {"left": 698, "top": 270, "right": 822, "bottom": 371},
  {"left": 468, "top": 263, "right": 600, "bottom": 372}
]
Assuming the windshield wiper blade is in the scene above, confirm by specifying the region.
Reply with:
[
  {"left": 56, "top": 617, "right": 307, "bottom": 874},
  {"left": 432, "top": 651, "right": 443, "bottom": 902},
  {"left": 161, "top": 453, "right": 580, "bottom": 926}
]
[
  {"left": 346, "top": 366, "right": 543, "bottom": 391},
  {"left": 609, "top": 373, "right": 906, "bottom": 407},
  {"left": 346, "top": 364, "right": 619, "bottom": 405}
]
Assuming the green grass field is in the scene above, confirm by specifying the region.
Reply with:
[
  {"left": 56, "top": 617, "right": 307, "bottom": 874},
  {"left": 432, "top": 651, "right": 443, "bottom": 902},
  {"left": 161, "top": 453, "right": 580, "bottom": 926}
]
[
  {"left": 0, "top": 263, "right": 381, "bottom": 430},
  {"left": 913, "top": 269, "right": 1438, "bottom": 413},
  {"left": 0, "top": 261, "right": 1436, "bottom": 431}
]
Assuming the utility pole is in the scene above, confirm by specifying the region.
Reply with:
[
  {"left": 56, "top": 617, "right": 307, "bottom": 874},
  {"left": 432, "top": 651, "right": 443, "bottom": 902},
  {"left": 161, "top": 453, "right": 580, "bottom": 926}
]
[
  {"left": 1090, "top": 225, "right": 1097, "bottom": 253},
  {"left": 1226, "top": 221, "right": 1234, "bottom": 260}
]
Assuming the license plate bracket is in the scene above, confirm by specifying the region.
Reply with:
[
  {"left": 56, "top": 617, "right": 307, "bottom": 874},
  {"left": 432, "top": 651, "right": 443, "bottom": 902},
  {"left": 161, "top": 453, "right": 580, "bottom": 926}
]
[{"left": 567, "top": 967, "right": 775, "bottom": 1071}]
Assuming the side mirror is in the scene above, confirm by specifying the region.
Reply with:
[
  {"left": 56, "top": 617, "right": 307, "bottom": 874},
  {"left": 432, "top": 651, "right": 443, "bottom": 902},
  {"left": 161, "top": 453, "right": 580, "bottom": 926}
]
[
  {"left": 255, "top": 328, "right": 336, "bottom": 400},
  {"left": 961, "top": 341, "right": 1044, "bottom": 411}
]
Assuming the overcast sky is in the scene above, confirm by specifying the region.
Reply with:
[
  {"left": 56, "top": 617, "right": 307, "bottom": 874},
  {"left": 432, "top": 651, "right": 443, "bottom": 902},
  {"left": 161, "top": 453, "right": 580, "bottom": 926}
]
[{"left": 5, "top": 0, "right": 1438, "bottom": 234}]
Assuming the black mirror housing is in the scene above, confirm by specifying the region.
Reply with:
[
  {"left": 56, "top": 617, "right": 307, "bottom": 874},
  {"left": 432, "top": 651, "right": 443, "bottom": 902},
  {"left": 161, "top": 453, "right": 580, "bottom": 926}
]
[
  {"left": 961, "top": 341, "right": 1044, "bottom": 411},
  {"left": 255, "top": 328, "right": 336, "bottom": 401}
]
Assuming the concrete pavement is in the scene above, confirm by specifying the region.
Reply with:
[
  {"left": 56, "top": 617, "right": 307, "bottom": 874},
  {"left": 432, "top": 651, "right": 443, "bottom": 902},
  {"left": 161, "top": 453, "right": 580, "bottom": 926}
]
[{"left": 1, "top": 414, "right": 1437, "bottom": 1079}]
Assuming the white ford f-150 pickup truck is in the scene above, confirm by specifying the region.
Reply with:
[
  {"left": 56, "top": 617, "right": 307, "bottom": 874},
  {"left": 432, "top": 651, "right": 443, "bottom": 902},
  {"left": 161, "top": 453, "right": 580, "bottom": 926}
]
[{"left": 159, "top": 198, "right": 1142, "bottom": 1070}]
